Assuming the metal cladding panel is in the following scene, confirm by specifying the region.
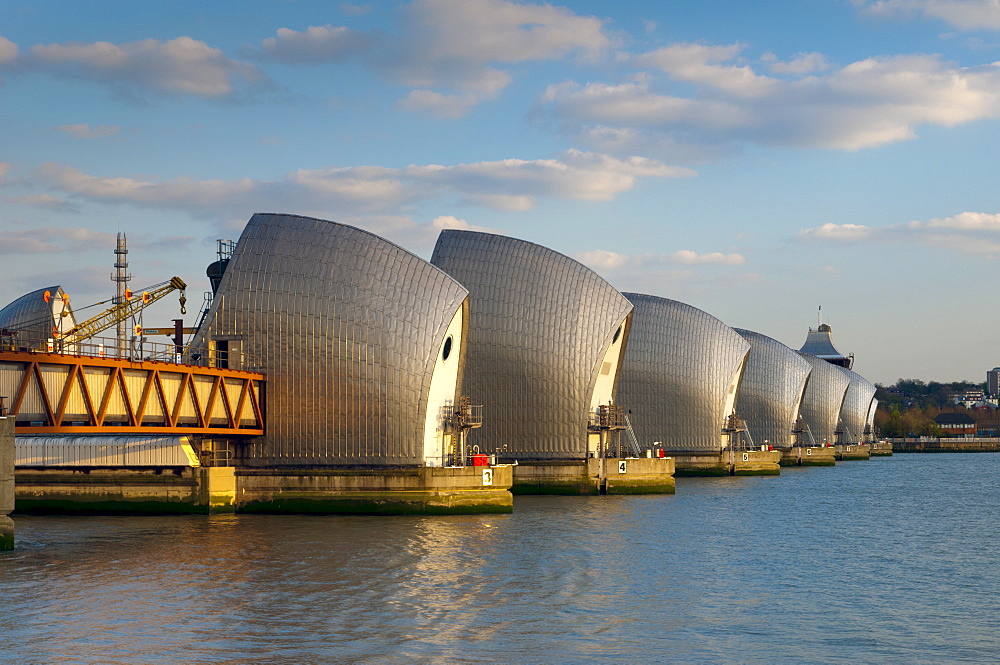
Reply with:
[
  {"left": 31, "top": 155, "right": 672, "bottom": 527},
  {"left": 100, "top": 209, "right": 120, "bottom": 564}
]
[
  {"left": 431, "top": 230, "right": 632, "bottom": 460},
  {"left": 836, "top": 367, "right": 877, "bottom": 443},
  {"left": 192, "top": 213, "right": 469, "bottom": 466},
  {"left": 733, "top": 328, "right": 812, "bottom": 448},
  {"left": 15, "top": 436, "right": 198, "bottom": 467},
  {"left": 0, "top": 286, "right": 66, "bottom": 340},
  {"left": 797, "top": 353, "right": 851, "bottom": 444},
  {"left": 618, "top": 294, "right": 750, "bottom": 453}
]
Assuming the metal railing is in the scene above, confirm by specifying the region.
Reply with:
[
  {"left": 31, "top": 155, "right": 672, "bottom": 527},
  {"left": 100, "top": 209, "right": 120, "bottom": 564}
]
[
  {"left": 588, "top": 404, "right": 626, "bottom": 430},
  {"left": 0, "top": 328, "right": 260, "bottom": 371}
]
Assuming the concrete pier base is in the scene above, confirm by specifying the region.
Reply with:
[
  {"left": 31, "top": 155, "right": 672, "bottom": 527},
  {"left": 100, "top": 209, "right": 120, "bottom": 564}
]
[
  {"left": 0, "top": 515, "right": 13, "bottom": 551},
  {"left": 1, "top": 417, "right": 15, "bottom": 550},
  {"left": 13, "top": 465, "right": 514, "bottom": 515},
  {"left": 236, "top": 466, "right": 514, "bottom": 515},
  {"left": 869, "top": 441, "right": 893, "bottom": 456},
  {"left": 511, "top": 458, "right": 675, "bottom": 495},
  {"left": 15, "top": 468, "right": 211, "bottom": 514},
  {"left": 200, "top": 467, "right": 236, "bottom": 513},
  {"left": 673, "top": 450, "right": 782, "bottom": 477},
  {"left": 779, "top": 446, "right": 837, "bottom": 467},
  {"left": 836, "top": 443, "right": 871, "bottom": 460}
]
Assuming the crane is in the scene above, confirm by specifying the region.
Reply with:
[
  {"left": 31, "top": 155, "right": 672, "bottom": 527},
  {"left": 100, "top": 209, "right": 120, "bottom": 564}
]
[{"left": 59, "top": 277, "right": 187, "bottom": 345}]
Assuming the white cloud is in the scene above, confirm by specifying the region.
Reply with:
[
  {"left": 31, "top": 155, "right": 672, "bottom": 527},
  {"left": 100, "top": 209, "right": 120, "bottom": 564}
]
[
  {"left": 577, "top": 249, "right": 631, "bottom": 269},
  {"left": 431, "top": 215, "right": 481, "bottom": 230},
  {"left": 574, "top": 247, "right": 752, "bottom": 299},
  {"left": 0, "top": 226, "right": 115, "bottom": 255},
  {"left": 541, "top": 79, "right": 752, "bottom": 133},
  {"left": 541, "top": 49, "right": 1000, "bottom": 154},
  {"left": 6, "top": 193, "right": 79, "bottom": 212},
  {"left": 671, "top": 249, "right": 746, "bottom": 265},
  {"left": 0, "top": 36, "right": 18, "bottom": 65},
  {"left": 397, "top": 89, "right": 490, "bottom": 118},
  {"left": 921, "top": 211, "right": 1000, "bottom": 229},
  {"left": 576, "top": 248, "right": 746, "bottom": 270},
  {"left": 258, "top": 0, "right": 613, "bottom": 114},
  {"left": 2, "top": 266, "right": 111, "bottom": 306},
  {"left": 57, "top": 123, "right": 120, "bottom": 139},
  {"left": 399, "top": 0, "right": 611, "bottom": 67},
  {"left": 762, "top": 52, "right": 831, "bottom": 75},
  {"left": 258, "top": 25, "right": 371, "bottom": 64},
  {"left": 403, "top": 149, "right": 694, "bottom": 208},
  {"left": 801, "top": 212, "right": 1000, "bottom": 258},
  {"left": 32, "top": 150, "right": 688, "bottom": 219},
  {"left": 340, "top": 4, "right": 372, "bottom": 16},
  {"left": 28, "top": 37, "right": 265, "bottom": 98},
  {"left": 634, "top": 43, "right": 776, "bottom": 97},
  {"left": 799, "top": 223, "right": 873, "bottom": 240},
  {"left": 38, "top": 163, "right": 263, "bottom": 208},
  {"left": 859, "top": 0, "right": 1000, "bottom": 30}
]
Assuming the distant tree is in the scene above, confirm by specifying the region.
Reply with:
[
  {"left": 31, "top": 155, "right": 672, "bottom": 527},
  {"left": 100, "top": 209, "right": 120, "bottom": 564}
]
[{"left": 877, "top": 407, "right": 903, "bottom": 437}]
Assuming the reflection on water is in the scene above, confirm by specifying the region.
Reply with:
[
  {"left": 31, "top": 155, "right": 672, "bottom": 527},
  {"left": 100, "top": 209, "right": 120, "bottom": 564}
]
[{"left": 3, "top": 455, "right": 1000, "bottom": 663}]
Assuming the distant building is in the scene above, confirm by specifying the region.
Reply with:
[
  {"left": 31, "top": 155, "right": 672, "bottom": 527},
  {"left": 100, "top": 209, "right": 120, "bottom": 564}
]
[
  {"left": 799, "top": 323, "right": 853, "bottom": 369},
  {"left": 934, "top": 413, "right": 976, "bottom": 438},
  {"left": 988, "top": 367, "right": 1000, "bottom": 397},
  {"left": 954, "top": 391, "right": 988, "bottom": 408}
]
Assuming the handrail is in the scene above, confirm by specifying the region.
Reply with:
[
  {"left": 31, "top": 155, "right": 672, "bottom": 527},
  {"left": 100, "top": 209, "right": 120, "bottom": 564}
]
[{"left": 0, "top": 327, "right": 261, "bottom": 371}]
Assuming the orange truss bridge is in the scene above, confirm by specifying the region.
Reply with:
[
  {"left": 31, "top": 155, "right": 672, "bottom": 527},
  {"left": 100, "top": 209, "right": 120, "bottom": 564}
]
[{"left": 0, "top": 349, "right": 264, "bottom": 437}]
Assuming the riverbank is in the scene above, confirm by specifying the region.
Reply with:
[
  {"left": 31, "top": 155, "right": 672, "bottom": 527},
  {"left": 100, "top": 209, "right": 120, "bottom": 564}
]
[{"left": 890, "top": 437, "right": 1000, "bottom": 453}]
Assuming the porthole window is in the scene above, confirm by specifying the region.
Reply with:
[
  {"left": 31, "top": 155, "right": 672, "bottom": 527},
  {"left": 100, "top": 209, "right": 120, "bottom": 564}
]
[{"left": 442, "top": 335, "right": 453, "bottom": 361}]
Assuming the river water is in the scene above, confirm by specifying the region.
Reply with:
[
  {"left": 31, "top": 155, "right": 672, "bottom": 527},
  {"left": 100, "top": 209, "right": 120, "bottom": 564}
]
[{"left": 2, "top": 454, "right": 999, "bottom": 664}]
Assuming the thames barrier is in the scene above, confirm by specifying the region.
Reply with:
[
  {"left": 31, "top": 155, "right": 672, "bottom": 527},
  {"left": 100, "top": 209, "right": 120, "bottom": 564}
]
[{"left": 0, "top": 214, "right": 883, "bottom": 518}]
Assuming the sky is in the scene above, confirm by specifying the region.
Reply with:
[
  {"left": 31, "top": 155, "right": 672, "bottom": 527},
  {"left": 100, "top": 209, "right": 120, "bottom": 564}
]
[{"left": 2, "top": 0, "right": 1000, "bottom": 386}]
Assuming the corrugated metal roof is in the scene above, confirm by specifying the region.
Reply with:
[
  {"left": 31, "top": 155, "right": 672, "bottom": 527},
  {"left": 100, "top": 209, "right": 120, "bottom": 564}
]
[{"left": 15, "top": 435, "right": 199, "bottom": 467}]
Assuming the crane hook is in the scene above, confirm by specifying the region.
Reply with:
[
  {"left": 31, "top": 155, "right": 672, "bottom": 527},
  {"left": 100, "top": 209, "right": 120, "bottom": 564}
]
[{"left": 179, "top": 290, "right": 187, "bottom": 315}]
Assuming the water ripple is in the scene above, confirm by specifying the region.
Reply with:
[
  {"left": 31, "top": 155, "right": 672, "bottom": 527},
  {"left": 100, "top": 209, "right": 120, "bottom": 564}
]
[{"left": 2, "top": 455, "right": 1000, "bottom": 663}]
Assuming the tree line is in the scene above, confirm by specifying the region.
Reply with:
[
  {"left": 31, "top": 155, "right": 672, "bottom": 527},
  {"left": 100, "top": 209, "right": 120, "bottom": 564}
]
[{"left": 873, "top": 378, "right": 999, "bottom": 438}]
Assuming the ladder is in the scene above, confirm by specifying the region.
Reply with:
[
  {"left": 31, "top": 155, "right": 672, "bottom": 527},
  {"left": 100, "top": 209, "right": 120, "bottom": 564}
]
[{"left": 622, "top": 413, "right": 643, "bottom": 457}]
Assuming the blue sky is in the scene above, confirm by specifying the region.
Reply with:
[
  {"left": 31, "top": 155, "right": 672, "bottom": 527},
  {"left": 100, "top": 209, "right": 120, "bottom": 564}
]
[{"left": 2, "top": 0, "right": 1000, "bottom": 385}]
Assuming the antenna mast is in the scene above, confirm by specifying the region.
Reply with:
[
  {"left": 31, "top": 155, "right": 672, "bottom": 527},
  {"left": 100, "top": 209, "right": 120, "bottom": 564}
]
[{"left": 111, "top": 232, "right": 132, "bottom": 357}]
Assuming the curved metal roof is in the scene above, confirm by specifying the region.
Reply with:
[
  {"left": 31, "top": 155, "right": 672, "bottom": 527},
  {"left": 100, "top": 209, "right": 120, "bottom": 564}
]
[
  {"left": 431, "top": 229, "right": 632, "bottom": 460},
  {"left": 797, "top": 353, "right": 851, "bottom": 444},
  {"left": 836, "top": 366, "right": 877, "bottom": 443},
  {"left": 192, "top": 213, "right": 469, "bottom": 466},
  {"left": 0, "top": 285, "right": 75, "bottom": 344},
  {"left": 733, "top": 328, "right": 812, "bottom": 448},
  {"left": 618, "top": 294, "right": 750, "bottom": 453}
]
